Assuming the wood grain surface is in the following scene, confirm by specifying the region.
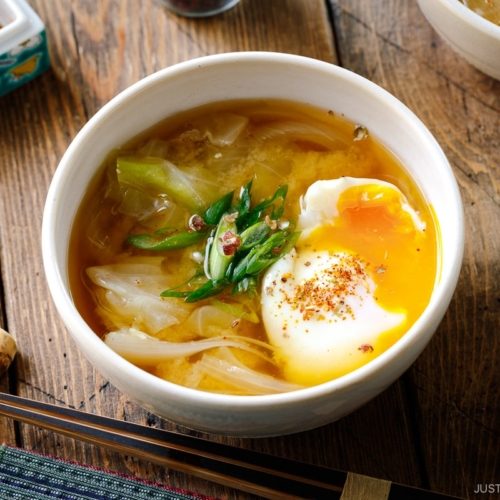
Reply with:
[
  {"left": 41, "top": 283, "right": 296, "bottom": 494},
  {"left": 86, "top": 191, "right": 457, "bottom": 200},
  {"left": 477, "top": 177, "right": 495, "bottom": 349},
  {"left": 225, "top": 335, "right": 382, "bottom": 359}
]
[
  {"left": 331, "top": 2, "right": 500, "bottom": 498},
  {"left": 340, "top": 473, "right": 391, "bottom": 500},
  {"left": 0, "top": 1, "right": 499, "bottom": 499}
]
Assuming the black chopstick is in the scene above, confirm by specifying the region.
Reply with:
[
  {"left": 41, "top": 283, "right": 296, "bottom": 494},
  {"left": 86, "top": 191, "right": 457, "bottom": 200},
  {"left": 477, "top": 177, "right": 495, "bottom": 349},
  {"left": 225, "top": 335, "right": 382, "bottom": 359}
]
[
  {"left": 0, "top": 393, "right": 463, "bottom": 500},
  {"left": 0, "top": 392, "right": 343, "bottom": 499}
]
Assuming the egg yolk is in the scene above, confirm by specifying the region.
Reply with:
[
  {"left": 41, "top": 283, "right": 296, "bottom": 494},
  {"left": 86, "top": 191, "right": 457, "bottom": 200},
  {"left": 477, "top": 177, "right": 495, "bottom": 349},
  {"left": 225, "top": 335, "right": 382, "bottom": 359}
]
[{"left": 302, "top": 183, "right": 437, "bottom": 356}]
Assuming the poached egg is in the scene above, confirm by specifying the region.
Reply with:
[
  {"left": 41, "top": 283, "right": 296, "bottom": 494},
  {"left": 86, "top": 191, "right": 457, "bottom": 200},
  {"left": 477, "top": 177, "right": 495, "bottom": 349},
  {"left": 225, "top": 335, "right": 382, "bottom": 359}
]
[{"left": 261, "top": 177, "right": 435, "bottom": 386}]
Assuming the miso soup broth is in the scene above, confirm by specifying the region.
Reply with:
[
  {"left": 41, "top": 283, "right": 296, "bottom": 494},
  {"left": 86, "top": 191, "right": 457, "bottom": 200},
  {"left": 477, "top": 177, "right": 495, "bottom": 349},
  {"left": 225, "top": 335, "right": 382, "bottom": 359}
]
[
  {"left": 69, "top": 99, "right": 438, "bottom": 394},
  {"left": 460, "top": 0, "right": 500, "bottom": 25}
]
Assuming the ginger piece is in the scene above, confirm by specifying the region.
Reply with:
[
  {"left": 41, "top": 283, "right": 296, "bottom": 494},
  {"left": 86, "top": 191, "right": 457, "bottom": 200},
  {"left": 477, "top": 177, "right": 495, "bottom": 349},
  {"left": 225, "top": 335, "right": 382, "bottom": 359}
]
[{"left": 0, "top": 328, "right": 17, "bottom": 374}]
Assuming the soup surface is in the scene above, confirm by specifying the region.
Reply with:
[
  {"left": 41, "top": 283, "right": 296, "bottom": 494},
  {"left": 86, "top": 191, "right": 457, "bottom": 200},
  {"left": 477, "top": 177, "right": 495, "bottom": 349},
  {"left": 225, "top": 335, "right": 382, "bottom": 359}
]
[
  {"left": 460, "top": 0, "right": 500, "bottom": 25},
  {"left": 69, "top": 99, "right": 439, "bottom": 394}
]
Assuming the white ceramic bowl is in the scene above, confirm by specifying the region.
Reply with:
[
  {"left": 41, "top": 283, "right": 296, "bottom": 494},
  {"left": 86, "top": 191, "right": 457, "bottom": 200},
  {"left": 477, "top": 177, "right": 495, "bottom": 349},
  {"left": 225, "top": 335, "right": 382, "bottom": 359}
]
[
  {"left": 42, "top": 52, "right": 464, "bottom": 437},
  {"left": 418, "top": 0, "right": 500, "bottom": 80}
]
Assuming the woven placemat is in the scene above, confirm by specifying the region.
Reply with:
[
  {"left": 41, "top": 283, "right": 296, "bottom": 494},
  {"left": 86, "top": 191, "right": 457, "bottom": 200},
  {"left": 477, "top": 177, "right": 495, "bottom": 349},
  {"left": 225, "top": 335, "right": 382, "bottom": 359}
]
[{"left": 0, "top": 444, "right": 218, "bottom": 500}]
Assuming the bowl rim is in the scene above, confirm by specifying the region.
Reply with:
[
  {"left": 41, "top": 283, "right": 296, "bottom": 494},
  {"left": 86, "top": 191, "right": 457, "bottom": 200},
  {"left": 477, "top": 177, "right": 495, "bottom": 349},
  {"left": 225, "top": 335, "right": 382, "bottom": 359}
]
[
  {"left": 427, "top": 0, "right": 500, "bottom": 39},
  {"left": 42, "top": 51, "right": 465, "bottom": 410}
]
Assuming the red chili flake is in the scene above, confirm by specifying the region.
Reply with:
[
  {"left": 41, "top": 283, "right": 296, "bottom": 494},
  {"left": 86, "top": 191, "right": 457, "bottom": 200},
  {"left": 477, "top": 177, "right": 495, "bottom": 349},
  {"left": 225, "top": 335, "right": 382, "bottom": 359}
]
[
  {"left": 188, "top": 214, "right": 207, "bottom": 232},
  {"left": 220, "top": 231, "right": 241, "bottom": 256},
  {"left": 278, "top": 253, "right": 367, "bottom": 322},
  {"left": 358, "top": 344, "right": 374, "bottom": 353},
  {"left": 221, "top": 230, "right": 234, "bottom": 241}
]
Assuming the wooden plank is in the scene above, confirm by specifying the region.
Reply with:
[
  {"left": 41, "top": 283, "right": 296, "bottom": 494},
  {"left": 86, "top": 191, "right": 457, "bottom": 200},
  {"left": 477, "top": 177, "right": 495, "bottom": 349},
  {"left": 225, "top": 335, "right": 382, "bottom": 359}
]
[
  {"left": 0, "top": 1, "right": 432, "bottom": 497},
  {"left": 330, "top": 1, "right": 500, "bottom": 499},
  {"left": 4, "top": 1, "right": 495, "bottom": 499},
  {"left": 340, "top": 472, "right": 391, "bottom": 500},
  {"left": 37, "top": 0, "right": 337, "bottom": 119},
  {"left": 0, "top": 1, "right": 335, "bottom": 498},
  {"left": 0, "top": 319, "right": 16, "bottom": 445}
]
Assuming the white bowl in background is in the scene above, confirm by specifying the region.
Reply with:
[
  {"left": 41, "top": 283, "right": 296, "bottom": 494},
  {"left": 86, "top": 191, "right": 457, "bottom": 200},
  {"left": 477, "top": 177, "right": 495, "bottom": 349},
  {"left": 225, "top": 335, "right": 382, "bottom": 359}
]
[
  {"left": 42, "top": 52, "right": 464, "bottom": 437},
  {"left": 418, "top": 0, "right": 500, "bottom": 80}
]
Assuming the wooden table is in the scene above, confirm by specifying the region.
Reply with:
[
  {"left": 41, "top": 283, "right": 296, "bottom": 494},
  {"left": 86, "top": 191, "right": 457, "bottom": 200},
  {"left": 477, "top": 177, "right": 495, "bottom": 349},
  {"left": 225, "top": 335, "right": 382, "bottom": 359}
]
[{"left": 1, "top": 1, "right": 499, "bottom": 498}]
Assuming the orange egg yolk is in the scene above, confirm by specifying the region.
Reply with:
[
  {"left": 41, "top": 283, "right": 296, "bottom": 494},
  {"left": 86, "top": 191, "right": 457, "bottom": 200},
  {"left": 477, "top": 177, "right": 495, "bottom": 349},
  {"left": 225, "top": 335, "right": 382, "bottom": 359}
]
[{"left": 301, "top": 183, "right": 438, "bottom": 352}]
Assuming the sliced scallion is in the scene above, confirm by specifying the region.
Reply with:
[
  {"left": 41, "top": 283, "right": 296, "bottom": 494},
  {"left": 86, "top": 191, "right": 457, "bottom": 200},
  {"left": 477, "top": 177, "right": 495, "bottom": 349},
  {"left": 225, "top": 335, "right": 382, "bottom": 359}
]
[
  {"left": 127, "top": 229, "right": 206, "bottom": 251},
  {"left": 202, "top": 190, "right": 235, "bottom": 225},
  {"left": 184, "top": 278, "right": 229, "bottom": 303},
  {"left": 239, "top": 221, "right": 270, "bottom": 251},
  {"left": 237, "top": 184, "right": 288, "bottom": 229},
  {"left": 209, "top": 215, "right": 240, "bottom": 281}
]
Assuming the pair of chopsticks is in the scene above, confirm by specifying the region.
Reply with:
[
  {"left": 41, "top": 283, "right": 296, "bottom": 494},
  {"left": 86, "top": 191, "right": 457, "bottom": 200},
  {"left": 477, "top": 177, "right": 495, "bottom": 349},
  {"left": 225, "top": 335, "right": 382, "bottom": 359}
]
[{"left": 0, "top": 393, "right": 463, "bottom": 500}]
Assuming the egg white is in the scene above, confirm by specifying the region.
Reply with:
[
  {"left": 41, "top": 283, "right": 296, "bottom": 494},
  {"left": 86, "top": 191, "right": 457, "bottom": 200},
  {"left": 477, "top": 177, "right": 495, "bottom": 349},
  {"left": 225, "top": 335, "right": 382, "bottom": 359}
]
[
  {"left": 298, "top": 177, "right": 426, "bottom": 239},
  {"left": 260, "top": 177, "right": 424, "bottom": 385}
]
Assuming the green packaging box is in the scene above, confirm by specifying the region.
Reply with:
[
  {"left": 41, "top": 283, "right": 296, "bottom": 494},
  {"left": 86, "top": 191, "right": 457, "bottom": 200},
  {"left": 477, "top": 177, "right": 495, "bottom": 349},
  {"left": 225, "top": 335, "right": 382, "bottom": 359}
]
[{"left": 0, "top": 0, "right": 50, "bottom": 98}]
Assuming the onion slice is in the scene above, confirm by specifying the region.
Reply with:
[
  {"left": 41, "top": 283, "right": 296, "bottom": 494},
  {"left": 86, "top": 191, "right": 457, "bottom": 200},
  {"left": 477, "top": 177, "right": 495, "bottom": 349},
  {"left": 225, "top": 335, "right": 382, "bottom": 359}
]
[
  {"left": 250, "top": 120, "right": 344, "bottom": 150},
  {"left": 198, "top": 348, "right": 304, "bottom": 395},
  {"left": 104, "top": 329, "right": 274, "bottom": 367}
]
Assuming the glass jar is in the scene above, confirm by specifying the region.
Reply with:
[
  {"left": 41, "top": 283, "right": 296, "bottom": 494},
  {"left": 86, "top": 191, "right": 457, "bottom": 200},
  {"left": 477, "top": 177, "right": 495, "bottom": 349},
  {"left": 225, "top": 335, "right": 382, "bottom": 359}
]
[{"left": 156, "top": 0, "right": 241, "bottom": 18}]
